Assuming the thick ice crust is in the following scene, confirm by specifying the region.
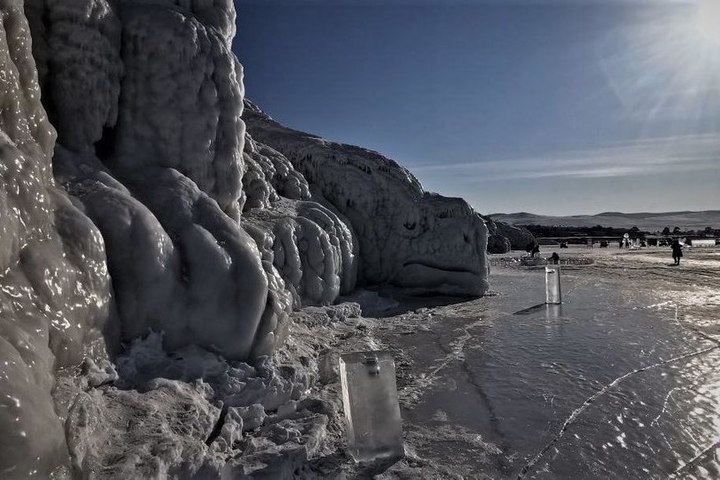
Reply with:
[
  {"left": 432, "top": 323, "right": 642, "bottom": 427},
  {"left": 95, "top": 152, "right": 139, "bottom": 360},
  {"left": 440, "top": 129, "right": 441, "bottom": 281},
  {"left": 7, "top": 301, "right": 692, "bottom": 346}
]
[
  {"left": 241, "top": 135, "right": 359, "bottom": 307},
  {"left": 244, "top": 102, "right": 490, "bottom": 296},
  {"left": 0, "top": 2, "right": 114, "bottom": 476},
  {"left": 485, "top": 218, "right": 536, "bottom": 253},
  {"left": 61, "top": 331, "right": 326, "bottom": 479},
  {"left": 27, "top": 0, "right": 285, "bottom": 362},
  {"left": 1, "top": 0, "right": 491, "bottom": 475}
]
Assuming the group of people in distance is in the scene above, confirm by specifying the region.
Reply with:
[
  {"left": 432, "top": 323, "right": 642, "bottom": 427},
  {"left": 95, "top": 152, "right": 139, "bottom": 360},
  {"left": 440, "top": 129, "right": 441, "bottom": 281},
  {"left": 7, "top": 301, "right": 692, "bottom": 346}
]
[
  {"left": 524, "top": 239, "right": 685, "bottom": 266},
  {"left": 526, "top": 242, "right": 560, "bottom": 265}
]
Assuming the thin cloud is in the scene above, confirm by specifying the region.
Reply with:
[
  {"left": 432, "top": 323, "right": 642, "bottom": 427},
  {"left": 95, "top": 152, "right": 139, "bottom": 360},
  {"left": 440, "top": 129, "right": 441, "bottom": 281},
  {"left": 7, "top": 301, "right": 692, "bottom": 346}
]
[{"left": 412, "top": 134, "right": 720, "bottom": 182}]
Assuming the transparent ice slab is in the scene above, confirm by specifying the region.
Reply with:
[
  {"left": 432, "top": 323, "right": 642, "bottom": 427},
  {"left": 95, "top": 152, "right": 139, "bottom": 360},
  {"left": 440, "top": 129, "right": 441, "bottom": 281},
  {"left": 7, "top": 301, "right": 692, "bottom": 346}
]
[
  {"left": 339, "top": 351, "right": 404, "bottom": 463},
  {"left": 546, "top": 265, "right": 562, "bottom": 304}
]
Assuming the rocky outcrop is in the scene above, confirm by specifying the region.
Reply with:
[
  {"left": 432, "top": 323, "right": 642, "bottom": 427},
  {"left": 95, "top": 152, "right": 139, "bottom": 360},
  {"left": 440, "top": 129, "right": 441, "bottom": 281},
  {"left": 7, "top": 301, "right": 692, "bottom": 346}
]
[
  {"left": 0, "top": 0, "right": 492, "bottom": 476},
  {"left": 243, "top": 101, "right": 490, "bottom": 297},
  {"left": 241, "top": 135, "right": 358, "bottom": 309},
  {"left": 496, "top": 222, "right": 535, "bottom": 251},
  {"left": 19, "top": 0, "right": 490, "bottom": 363},
  {"left": 27, "top": 0, "right": 283, "bottom": 362},
  {"left": 0, "top": 2, "right": 115, "bottom": 476},
  {"left": 484, "top": 217, "right": 536, "bottom": 253},
  {"left": 487, "top": 232, "right": 513, "bottom": 254}
]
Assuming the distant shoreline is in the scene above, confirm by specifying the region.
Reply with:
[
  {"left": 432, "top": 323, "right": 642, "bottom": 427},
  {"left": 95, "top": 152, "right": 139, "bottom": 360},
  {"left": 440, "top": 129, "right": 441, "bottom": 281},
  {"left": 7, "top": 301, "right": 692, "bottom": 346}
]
[{"left": 490, "top": 210, "right": 720, "bottom": 231}]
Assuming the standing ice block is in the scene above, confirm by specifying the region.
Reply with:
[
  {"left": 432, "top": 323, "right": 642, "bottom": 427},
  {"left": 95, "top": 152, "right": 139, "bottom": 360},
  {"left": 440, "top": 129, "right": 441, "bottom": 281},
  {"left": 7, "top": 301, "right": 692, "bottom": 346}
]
[
  {"left": 339, "top": 351, "right": 404, "bottom": 463},
  {"left": 546, "top": 265, "right": 562, "bottom": 304}
]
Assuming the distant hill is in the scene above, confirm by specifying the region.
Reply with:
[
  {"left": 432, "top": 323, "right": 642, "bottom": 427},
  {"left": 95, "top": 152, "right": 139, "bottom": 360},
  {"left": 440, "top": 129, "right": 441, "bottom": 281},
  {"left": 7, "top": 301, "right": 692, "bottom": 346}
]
[{"left": 490, "top": 210, "right": 720, "bottom": 232}]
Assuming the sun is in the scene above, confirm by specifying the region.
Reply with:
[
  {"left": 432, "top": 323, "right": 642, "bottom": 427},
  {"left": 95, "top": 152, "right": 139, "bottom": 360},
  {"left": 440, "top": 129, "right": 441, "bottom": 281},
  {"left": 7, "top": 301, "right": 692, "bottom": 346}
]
[
  {"left": 694, "top": 0, "right": 720, "bottom": 47},
  {"left": 595, "top": 0, "right": 720, "bottom": 128}
]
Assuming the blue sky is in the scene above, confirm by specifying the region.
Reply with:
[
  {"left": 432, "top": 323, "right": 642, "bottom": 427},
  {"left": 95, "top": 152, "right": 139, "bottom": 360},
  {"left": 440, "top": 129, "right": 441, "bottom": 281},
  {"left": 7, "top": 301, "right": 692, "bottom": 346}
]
[{"left": 233, "top": 0, "right": 720, "bottom": 215}]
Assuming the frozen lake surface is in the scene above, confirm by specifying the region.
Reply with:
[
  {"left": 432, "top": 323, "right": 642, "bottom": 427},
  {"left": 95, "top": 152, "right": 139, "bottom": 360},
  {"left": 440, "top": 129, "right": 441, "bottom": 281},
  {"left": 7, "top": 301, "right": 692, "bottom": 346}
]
[{"left": 382, "top": 259, "right": 720, "bottom": 479}]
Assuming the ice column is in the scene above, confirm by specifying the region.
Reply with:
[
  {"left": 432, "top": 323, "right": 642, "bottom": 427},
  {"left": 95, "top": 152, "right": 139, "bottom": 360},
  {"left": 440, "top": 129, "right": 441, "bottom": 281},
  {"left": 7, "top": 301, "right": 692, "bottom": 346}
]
[
  {"left": 339, "top": 351, "right": 404, "bottom": 462},
  {"left": 546, "top": 266, "right": 562, "bottom": 304}
]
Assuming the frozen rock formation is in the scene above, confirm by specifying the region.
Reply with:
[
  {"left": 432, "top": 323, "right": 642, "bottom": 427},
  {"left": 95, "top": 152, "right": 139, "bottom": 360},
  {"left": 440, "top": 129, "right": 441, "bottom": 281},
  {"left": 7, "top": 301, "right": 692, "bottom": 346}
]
[
  {"left": 0, "top": 0, "right": 492, "bottom": 476},
  {"left": 244, "top": 102, "right": 490, "bottom": 297},
  {"left": 28, "top": 0, "right": 280, "bottom": 361},
  {"left": 18, "top": 0, "right": 489, "bottom": 363},
  {"left": 484, "top": 218, "right": 536, "bottom": 254},
  {"left": 62, "top": 331, "right": 328, "bottom": 479},
  {"left": 241, "top": 135, "right": 359, "bottom": 307},
  {"left": 487, "top": 232, "right": 513, "bottom": 255},
  {"left": 0, "top": 2, "right": 115, "bottom": 476},
  {"left": 494, "top": 220, "right": 536, "bottom": 253}
]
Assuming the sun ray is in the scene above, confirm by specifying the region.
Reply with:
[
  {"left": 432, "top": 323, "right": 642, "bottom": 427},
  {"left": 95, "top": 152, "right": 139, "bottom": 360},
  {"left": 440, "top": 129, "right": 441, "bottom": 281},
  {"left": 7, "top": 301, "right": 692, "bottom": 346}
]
[
  {"left": 696, "top": 0, "right": 720, "bottom": 46},
  {"left": 596, "top": 0, "right": 720, "bottom": 135}
]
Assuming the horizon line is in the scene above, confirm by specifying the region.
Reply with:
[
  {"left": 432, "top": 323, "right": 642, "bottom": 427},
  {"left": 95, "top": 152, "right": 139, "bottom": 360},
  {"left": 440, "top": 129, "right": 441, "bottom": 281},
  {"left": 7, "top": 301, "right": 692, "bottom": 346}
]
[{"left": 488, "top": 208, "right": 720, "bottom": 217}]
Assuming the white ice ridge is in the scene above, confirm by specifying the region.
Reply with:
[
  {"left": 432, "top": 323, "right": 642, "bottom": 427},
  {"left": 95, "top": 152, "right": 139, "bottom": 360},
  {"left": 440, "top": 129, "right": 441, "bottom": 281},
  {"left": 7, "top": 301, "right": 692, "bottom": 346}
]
[
  {"left": 486, "top": 218, "right": 535, "bottom": 254},
  {"left": 241, "top": 134, "right": 359, "bottom": 307},
  {"left": 28, "top": 0, "right": 279, "bottom": 365},
  {"left": 0, "top": 1, "right": 115, "bottom": 477},
  {"left": 243, "top": 101, "right": 490, "bottom": 296},
  {"left": 0, "top": 0, "right": 491, "bottom": 476}
]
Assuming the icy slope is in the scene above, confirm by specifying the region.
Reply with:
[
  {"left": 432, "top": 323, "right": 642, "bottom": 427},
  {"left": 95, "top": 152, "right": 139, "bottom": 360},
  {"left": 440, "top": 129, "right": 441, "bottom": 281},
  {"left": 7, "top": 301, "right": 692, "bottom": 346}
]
[
  {"left": 244, "top": 101, "right": 490, "bottom": 297},
  {"left": 485, "top": 218, "right": 536, "bottom": 253},
  {"left": 0, "top": 1, "right": 115, "bottom": 476},
  {"left": 0, "top": 0, "right": 491, "bottom": 476},
  {"left": 28, "top": 0, "right": 279, "bottom": 360}
]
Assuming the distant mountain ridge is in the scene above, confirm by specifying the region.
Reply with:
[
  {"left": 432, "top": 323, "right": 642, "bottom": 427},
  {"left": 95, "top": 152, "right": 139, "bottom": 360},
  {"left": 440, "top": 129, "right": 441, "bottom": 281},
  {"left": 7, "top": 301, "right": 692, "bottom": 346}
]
[{"left": 490, "top": 210, "right": 720, "bottom": 232}]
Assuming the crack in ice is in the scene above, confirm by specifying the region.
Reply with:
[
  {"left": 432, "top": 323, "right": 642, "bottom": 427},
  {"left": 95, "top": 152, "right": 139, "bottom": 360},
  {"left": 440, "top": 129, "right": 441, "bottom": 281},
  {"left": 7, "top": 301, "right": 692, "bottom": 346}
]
[
  {"left": 399, "top": 318, "right": 485, "bottom": 403},
  {"left": 670, "top": 437, "right": 720, "bottom": 478},
  {"left": 650, "top": 387, "right": 682, "bottom": 427},
  {"left": 517, "top": 345, "right": 720, "bottom": 479}
]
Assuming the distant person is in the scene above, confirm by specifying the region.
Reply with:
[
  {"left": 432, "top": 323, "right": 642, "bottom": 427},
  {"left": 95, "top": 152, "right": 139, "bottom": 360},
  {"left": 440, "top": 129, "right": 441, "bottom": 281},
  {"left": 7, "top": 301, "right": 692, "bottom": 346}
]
[
  {"left": 671, "top": 240, "right": 683, "bottom": 265},
  {"left": 526, "top": 241, "right": 540, "bottom": 257},
  {"left": 618, "top": 240, "right": 623, "bottom": 249},
  {"left": 549, "top": 252, "right": 560, "bottom": 264},
  {"left": 526, "top": 241, "right": 535, "bottom": 255}
]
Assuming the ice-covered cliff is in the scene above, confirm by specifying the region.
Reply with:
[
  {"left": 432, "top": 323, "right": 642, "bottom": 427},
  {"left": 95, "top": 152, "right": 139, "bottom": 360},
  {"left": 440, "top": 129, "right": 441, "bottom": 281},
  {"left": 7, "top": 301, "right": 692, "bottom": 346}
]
[
  {"left": 485, "top": 218, "right": 535, "bottom": 254},
  {"left": 0, "top": 1, "right": 116, "bottom": 475},
  {"left": 243, "top": 101, "right": 489, "bottom": 297},
  {"left": 0, "top": 0, "right": 490, "bottom": 476}
]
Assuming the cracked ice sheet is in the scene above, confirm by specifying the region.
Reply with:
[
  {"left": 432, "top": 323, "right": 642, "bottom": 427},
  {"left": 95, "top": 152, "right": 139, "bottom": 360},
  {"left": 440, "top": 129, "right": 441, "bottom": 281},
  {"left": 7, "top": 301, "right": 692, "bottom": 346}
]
[
  {"left": 528, "top": 347, "right": 720, "bottom": 479},
  {"left": 375, "top": 267, "right": 720, "bottom": 478},
  {"left": 480, "top": 282, "right": 719, "bottom": 477}
]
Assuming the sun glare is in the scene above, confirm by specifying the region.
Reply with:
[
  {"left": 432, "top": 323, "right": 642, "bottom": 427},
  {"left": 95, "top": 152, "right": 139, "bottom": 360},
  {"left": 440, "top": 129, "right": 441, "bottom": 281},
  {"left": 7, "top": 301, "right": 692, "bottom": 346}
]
[
  {"left": 596, "top": 0, "right": 720, "bottom": 128},
  {"left": 695, "top": 0, "right": 720, "bottom": 47}
]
